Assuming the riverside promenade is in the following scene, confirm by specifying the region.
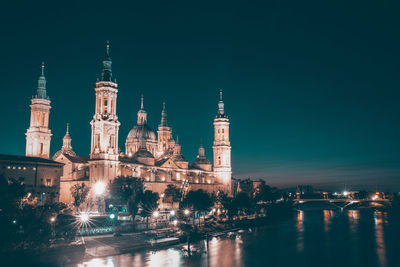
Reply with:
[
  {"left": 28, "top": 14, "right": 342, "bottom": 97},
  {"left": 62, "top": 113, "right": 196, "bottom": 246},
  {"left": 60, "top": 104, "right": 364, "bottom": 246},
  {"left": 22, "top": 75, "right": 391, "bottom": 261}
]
[{"left": 82, "top": 229, "right": 180, "bottom": 259}]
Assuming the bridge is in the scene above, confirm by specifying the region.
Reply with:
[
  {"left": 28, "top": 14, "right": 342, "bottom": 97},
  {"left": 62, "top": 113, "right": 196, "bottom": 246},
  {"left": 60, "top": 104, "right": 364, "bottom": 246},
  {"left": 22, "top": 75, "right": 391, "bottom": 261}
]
[{"left": 293, "top": 198, "right": 391, "bottom": 210}]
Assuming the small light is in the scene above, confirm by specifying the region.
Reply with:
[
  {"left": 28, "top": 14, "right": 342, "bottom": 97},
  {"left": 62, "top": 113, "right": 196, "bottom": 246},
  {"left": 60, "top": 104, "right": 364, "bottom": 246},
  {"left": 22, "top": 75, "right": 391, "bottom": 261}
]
[
  {"left": 50, "top": 217, "right": 56, "bottom": 223},
  {"left": 173, "top": 220, "right": 178, "bottom": 226},
  {"left": 12, "top": 220, "right": 17, "bottom": 224},
  {"left": 153, "top": 211, "right": 159, "bottom": 217},
  {"left": 80, "top": 213, "right": 89, "bottom": 223},
  {"left": 161, "top": 193, "right": 165, "bottom": 198},
  {"left": 212, "top": 208, "right": 216, "bottom": 213},
  {"left": 343, "top": 191, "right": 348, "bottom": 197},
  {"left": 170, "top": 210, "right": 175, "bottom": 216},
  {"left": 184, "top": 209, "right": 190, "bottom": 215},
  {"left": 109, "top": 214, "right": 116, "bottom": 220}
]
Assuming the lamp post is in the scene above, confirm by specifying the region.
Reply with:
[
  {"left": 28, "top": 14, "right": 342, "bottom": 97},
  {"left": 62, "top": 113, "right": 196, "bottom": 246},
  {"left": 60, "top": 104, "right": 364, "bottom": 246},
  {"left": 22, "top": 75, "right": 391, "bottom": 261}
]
[{"left": 94, "top": 181, "right": 106, "bottom": 214}]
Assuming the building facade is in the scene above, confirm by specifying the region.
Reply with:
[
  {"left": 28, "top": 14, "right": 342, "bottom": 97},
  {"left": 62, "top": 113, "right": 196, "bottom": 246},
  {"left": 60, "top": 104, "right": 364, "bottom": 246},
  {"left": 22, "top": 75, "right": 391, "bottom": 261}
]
[
  {"left": 0, "top": 154, "right": 63, "bottom": 204},
  {"left": 25, "top": 43, "right": 234, "bottom": 208}
]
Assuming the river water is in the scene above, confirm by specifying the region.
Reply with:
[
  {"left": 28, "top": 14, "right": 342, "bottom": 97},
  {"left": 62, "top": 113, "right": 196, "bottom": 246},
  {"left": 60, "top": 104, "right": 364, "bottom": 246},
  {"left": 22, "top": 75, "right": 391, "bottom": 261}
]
[{"left": 77, "top": 209, "right": 400, "bottom": 267}]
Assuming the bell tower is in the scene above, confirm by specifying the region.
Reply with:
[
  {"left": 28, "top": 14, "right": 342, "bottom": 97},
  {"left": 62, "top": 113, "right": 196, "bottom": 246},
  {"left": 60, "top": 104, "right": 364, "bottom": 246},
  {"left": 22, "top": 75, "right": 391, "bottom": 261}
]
[
  {"left": 89, "top": 41, "right": 120, "bottom": 182},
  {"left": 212, "top": 89, "right": 232, "bottom": 195},
  {"left": 25, "top": 62, "right": 52, "bottom": 159}
]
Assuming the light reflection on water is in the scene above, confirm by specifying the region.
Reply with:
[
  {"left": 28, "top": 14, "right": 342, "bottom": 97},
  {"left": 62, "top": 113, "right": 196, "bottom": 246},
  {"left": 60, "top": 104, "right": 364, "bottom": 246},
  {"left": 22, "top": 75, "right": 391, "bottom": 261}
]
[
  {"left": 76, "top": 209, "right": 398, "bottom": 267},
  {"left": 375, "top": 211, "right": 387, "bottom": 267}
]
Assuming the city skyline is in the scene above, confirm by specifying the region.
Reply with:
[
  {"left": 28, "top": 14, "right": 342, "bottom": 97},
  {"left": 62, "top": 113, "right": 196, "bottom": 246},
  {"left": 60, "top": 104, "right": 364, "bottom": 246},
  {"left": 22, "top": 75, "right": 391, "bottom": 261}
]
[{"left": 1, "top": 1, "right": 400, "bottom": 191}]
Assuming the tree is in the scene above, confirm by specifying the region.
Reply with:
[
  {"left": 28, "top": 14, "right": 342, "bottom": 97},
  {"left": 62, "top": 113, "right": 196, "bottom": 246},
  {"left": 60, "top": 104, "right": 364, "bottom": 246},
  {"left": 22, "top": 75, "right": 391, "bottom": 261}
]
[
  {"left": 108, "top": 176, "right": 144, "bottom": 226},
  {"left": 183, "top": 189, "right": 214, "bottom": 226},
  {"left": 70, "top": 183, "right": 89, "bottom": 211},
  {"left": 140, "top": 190, "right": 159, "bottom": 229},
  {"left": 163, "top": 184, "right": 181, "bottom": 203},
  {"left": 255, "top": 184, "right": 281, "bottom": 203},
  {"left": 234, "top": 192, "right": 253, "bottom": 215}
]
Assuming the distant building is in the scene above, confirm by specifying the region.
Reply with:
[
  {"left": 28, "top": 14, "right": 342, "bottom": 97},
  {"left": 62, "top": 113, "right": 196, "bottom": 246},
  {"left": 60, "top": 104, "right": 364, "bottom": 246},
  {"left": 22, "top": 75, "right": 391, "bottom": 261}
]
[
  {"left": 0, "top": 154, "right": 63, "bottom": 203},
  {"left": 235, "top": 178, "right": 265, "bottom": 197}
]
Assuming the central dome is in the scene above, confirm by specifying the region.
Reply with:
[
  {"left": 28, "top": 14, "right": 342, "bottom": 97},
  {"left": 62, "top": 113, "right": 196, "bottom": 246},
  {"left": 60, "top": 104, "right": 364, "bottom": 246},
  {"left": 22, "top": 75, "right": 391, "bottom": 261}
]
[{"left": 127, "top": 124, "right": 156, "bottom": 141}]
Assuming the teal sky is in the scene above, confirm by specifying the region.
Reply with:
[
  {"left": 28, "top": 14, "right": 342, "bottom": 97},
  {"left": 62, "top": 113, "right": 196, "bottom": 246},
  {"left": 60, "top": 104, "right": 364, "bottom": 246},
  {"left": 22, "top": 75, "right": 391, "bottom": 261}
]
[{"left": 0, "top": 1, "right": 400, "bottom": 191}]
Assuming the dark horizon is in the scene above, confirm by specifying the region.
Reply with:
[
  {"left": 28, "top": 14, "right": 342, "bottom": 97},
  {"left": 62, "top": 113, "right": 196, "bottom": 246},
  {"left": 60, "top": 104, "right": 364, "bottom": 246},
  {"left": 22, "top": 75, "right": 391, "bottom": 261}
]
[{"left": 1, "top": 1, "right": 400, "bottom": 191}]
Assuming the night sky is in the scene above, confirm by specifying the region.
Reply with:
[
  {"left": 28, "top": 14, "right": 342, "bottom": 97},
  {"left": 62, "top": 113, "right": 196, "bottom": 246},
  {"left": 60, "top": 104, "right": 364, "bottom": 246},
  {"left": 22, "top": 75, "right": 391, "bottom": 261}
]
[{"left": 1, "top": 1, "right": 400, "bottom": 191}]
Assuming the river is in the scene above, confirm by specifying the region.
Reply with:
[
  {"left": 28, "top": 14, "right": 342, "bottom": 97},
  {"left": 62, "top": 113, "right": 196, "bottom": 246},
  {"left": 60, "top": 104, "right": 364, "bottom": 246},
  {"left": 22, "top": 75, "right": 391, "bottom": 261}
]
[{"left": 76, "top": 209, "right": 400, "bottom": 267}]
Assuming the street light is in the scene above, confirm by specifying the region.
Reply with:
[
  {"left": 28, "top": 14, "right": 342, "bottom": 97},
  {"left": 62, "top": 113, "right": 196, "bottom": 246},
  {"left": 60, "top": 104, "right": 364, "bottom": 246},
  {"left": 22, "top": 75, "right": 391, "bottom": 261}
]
[
  {"left": 94, "top": 181, "right": 106, "bottom": 214},
  {"left": 184, "top": 209, "right": 190, "bottom": 215},
  {"left": 80, "top": 213, "right": 89, "bottom": 223},
  {"left": 170, "top": 210, "right": 175, "bottom": 216},
  {"left": 94, "top": 181, "right": 106, "bottom": 196},
  {"left": 50, "top": 217, "right": 56, "bottom": 223},
  {"left": 153, "top": 211, "right": 159, "bottom": 218}
]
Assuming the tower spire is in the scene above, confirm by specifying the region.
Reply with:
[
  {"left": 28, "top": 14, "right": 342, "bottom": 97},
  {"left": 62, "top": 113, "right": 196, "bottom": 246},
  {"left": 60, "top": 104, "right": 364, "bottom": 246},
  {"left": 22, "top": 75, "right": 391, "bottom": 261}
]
[
  {"left": 217, "top": 89, "right": 225, "bottom": 117},
  {"left": 36, "top": 62, "right": 47, "bottom": 99},
  {"left": 160, "top": 100, "right": 168, "bottom": 126},
  {"left": 66, "top": 123, "right": 70, "bottom": 136},
  {"left": 101, "top": 41, "right": 113, "bottom": 81},
  {"left": 137, "top": 94, "right": 147, "bottom": 125}
]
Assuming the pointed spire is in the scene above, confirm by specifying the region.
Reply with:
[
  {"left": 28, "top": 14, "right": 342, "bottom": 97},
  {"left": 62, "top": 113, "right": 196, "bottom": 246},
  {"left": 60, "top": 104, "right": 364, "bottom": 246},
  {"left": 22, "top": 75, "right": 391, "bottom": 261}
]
[
  {"left": 36, "top": 62, "right": 47, "bottom": 99},
  {"left": 106, "top": 40, "right": 110, "bottom": 58},
  {"left": 217, "top": 89, "right": 225, "bottom": 117},
  {"left": 62, "top": 123, "right": 73, "bottom": 153},
  {"left": 41, "top": 61, "right": 45, "bottom": 76},
  {"left": 101, "top": 41, "right": 113, "bottom": 81},
  {"left": 137, "top": 94, "right": 147, "bottom": 125},
  {"left": 160, "top": 100, "right": 168, "bottom": 127},
  {"left": 65, "top": 123, "right": 70, "bottom": 137},
  {"left": 176, "top": 135, "right": 179, "bottom": 144}
]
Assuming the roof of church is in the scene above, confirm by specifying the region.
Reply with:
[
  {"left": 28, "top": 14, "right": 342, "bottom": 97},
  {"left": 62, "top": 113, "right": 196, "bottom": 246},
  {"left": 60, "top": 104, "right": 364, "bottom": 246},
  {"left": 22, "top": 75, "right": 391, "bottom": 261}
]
[
  {"left": 127, "top": 124, "right": 156, "bottom": 141},
  {"left": 119, "top": 156, "right": 140, "bottom": 164},
  {"left": 0, "top": 154, "right": 63, "bottom": 165},
  {"left": 133, "top": 148, "right": 155, "bottom": 159},
  {"left": 62, "top": 154, "right": 89, "bottom": 163}
]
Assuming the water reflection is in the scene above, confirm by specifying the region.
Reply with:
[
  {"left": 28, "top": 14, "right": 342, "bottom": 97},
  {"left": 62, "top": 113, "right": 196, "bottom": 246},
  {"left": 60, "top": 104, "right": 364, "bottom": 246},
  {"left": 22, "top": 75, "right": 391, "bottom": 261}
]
[
  {"left": 75, "top": 210, "right": 395, "bottom": 267},
  {"left": 296, "top": 210, "right": 304, "bottom": 253},
  {"left": 374, "top": 211, "right": 387, "bottom": 267},
  {"left": 323, "top": 210, "right": 332, "bottom": 233}
]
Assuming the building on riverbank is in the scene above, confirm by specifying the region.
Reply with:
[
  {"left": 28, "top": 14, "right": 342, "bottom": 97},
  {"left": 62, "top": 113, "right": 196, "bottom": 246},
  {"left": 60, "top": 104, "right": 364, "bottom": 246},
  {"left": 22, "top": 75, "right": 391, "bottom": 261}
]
[
  {"left": 0, "top": 154, "right": 63, "bottom": 203},
  {"left": 19, "top": 42, "right": 233, "bottom": 207}
]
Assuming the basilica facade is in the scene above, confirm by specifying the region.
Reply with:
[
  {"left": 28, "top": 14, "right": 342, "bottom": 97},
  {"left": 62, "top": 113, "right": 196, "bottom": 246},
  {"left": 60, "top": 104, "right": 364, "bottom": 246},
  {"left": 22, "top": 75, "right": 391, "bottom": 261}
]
[{"left": 25, "top": 43, "right": 232, "bottom": 207}]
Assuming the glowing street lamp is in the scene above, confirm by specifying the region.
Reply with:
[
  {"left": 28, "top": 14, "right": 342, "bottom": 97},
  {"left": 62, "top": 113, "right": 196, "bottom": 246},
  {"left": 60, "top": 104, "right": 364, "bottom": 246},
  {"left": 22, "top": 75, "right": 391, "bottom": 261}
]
[
  {"left": 94, "top": 181, "right": 106, "bottom": 196},
  {"left": 153, "top": 211, "right": 159, "bottom": 218},
  {"left": 184, "top": 209, "right": 190, "bottom": 216},
  {"left": 80, "top": 213, "right": 89, "bottom": 223},
  {"left": 50, "top": 217, "right": 56, "bottom": 223},
  {"left": 170, "top": 210, "right": 175, "bottom": 216}
]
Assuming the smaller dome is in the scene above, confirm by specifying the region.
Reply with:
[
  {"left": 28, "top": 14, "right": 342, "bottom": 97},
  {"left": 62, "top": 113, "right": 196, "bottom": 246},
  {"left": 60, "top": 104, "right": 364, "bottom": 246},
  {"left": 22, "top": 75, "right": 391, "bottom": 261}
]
[{"left": 127, "top": 124, "right": 156, "bottom": 141}]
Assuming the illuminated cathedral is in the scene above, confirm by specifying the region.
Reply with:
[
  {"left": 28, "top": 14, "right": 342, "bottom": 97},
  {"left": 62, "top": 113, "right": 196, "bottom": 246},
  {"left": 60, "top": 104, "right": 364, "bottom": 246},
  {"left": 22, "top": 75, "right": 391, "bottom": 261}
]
[{"left": 25, "top": 42, "right": 232, "bottom": 207}]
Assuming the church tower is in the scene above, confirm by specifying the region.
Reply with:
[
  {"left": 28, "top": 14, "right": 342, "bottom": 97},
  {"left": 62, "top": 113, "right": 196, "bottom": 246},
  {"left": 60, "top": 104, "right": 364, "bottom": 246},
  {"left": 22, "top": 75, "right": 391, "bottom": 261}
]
[
  {"left": 25, "top": 62, "right": 52, "bottom": 159},
  {"left": 156, "top": 101, "right": 174, "bottom": 157},
  {"left": 212, "top": 89, "right": 232, "bottom": 195},
  {"left": 89, "top": 41, "right": 120, "bottom": 181}
]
